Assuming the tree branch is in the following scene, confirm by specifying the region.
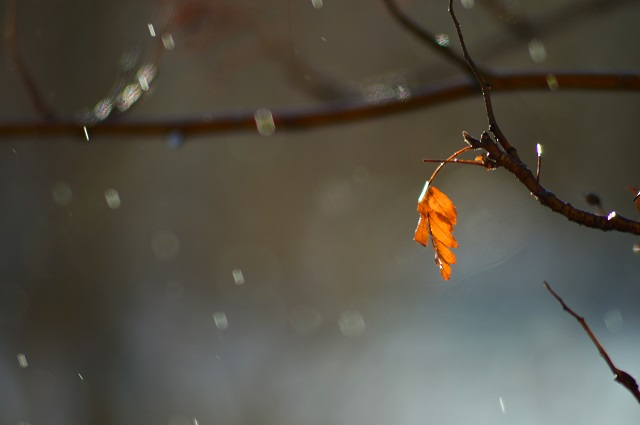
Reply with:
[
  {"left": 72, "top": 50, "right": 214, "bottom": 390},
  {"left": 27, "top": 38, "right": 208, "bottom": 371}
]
[
  {"left": 381, "top": 0, "right": 476, "bottom": 77},
  {"left": 0, "top": 71, "right": 638, "bottom": 139},
  {"left": 448, "top": 0, "right": 520, "bottom": 162},
  {"left": 544, "top": 281, "right": 640, "bottom": 403},
  {"left": 463, "top": 131, "right": 640, "bottom": 235}
]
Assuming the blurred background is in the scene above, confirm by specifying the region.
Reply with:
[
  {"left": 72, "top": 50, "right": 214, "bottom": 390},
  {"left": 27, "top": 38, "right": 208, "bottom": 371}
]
[{"left": 1, "top": 0, "right": 640, "bottom": 423}]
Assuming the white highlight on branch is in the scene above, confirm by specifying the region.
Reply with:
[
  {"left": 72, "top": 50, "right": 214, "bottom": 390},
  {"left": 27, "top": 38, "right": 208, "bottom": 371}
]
[
  {"left": 499, "top": 396, "right": 506, "bottom": 413},
  {"left": 83, "top": 126, "right": 89, "bottom": 141},
  {"left": 148, "top": 23, "right": 156, "bottom": 37}
]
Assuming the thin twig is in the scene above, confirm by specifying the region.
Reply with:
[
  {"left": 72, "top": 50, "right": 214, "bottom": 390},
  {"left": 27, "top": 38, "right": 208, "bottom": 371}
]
[
  {"left": 543, "top": 281, "right": 640, "bottom": 403},
  {"left": 0, "top": 71, "right": 638, "bottom": 139},
  {"left": 411, "top": 0, "right": 635, "bottom": 88},
  {"left": 428, "top": 145, "right": 474, "bottom": 184},
  {"left": 448, "top": 0, "right": 521, "bottom": 163},
  {"left": 381, "top": 0, "right": 476, "bottom": 78},
  {"left": 4, "top": 0, "right": 54, "bottom": 120},
  {"left": 423, "top": 158, "right": 485, "bottom": 167}
]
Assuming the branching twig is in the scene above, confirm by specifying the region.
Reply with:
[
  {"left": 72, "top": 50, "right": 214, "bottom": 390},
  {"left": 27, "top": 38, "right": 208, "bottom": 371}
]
[
  {"left": 427, "top": 145, "right": 475, "bottom": 184},
  {"left": 543, "top": 281, "right": 640, "bottom": 403},
  {"left": 448, "top": 0, "right": 521, "bottom": 163},
  {"left": 381, "top": 0, "right": 476, "bottom": 78},
  {"left": 463, "top": 131, "right": 640, "bottom": 234},
  {"left": 445, "top": 1, "right": 640, "bottom": 235}
]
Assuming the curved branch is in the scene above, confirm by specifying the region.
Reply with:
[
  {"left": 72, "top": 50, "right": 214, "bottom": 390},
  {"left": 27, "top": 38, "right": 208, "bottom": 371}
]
[
  {"left": 0, "top": 71, "right": 638, "bottom": 139},
  {"left": 544, "top": 281, "right": 640, "bottom": 403},
  {"left": 463, "top": 131, "right": 640, "bottom": 235}
]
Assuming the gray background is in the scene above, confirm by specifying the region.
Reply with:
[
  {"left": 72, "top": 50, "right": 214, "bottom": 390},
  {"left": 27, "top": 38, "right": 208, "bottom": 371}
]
[{"left": 1, "top": 0, "right": 639, "bottom": 423}]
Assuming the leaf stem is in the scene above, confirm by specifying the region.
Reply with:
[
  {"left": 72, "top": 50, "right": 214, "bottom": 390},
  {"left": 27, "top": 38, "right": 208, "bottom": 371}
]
[{"left": 428, "top": 145, "right": 474, "bottom": 184}]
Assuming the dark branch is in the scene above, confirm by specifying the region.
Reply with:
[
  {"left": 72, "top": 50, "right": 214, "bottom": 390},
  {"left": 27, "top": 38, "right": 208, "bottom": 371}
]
[
  {"left": 544, "top": 281, "right": 640, "bottom": 403},
  {"left": 463, "top": 131, "right": 640, "bottom": 235},
  {"left": 381, "top": 0, "right": 474, "bottom": 77},
  {"left": 448, "top": 0, "right": 521, "bottom": 163},
  {"left": 0, "top": 71, "right": 638, "bottom": 139}
]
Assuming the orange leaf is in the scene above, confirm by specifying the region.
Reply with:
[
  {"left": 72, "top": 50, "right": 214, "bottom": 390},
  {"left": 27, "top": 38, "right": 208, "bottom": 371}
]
[{"left": 414, "top": 182, "right": 458, "bottom": 280}]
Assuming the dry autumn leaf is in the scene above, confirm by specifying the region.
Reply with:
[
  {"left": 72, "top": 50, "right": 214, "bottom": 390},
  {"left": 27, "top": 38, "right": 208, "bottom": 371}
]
[{"left": 414, "top": 182, "right": 458, "bottom": 280}]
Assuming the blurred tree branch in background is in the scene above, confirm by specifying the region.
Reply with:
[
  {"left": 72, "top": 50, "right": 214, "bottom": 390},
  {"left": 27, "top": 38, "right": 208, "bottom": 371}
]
[{"left": 1, "top": 0, "right": 639, "bottom": 140}]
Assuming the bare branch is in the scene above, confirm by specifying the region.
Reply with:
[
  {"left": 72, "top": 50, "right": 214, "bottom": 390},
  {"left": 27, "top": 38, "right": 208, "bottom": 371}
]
[
  {"left": 448, "top": 0, "right": 521, "bottom": 163},
  {"left": 381, "top": 0, "right": 475, "bottom": 77},
  {"left": 544, "top": 281, "right": 640, "bottom": 403},
  {"left": 0, "top": 71, "right": 638, "bottom": 139},
  {"left": 463, "top": 131, "right": 640, "bottom": 235}
]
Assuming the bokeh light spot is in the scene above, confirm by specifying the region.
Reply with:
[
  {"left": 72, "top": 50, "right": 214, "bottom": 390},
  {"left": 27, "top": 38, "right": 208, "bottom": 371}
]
[
  {"left": 461, "top": 0, "right": 475, "bottom": 8},
  {"left": 435, "top": 33, "right": 450, "bottom": 47},
  {"left": 136, "top": 64, "right": 156, "bottom": 92},
  {"left": 116, "top": 84, "right": 142, "bottom": 112},
  {"left": 232, "top": 269, "right": 245, "bottom": 285},
  {"left": 162, "top": 33, "right": 175, "bottom": 50},
  {"left": 213, "top": 312, "right": 228, "bottom": 330},
  {"left": 254, "top": 108, "right": 276, "bottom": 136},
  {"left": 17, "top": 353, "right": 28, "bottom": 368},
  {"left": 92, "top": 98, "right": 114, "bottom": 121},
  {"left": 546, "top": 73, "right": 559, "bottom": 91},
  {"left": 311, "top": 0, "right": 323, "bottom": 9},
  {"left": 528, "top": 39, "right": 547, "bottom": 63},
  {"left": 104, "top": 188, "right": 121, "bottom": 209}
]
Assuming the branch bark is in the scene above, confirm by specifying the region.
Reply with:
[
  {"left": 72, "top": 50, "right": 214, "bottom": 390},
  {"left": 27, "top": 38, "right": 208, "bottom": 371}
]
[
  {"left": 544, "top": 282, "right": 640, "bottom": 403},
  {"left": 0, "top": 71, "right": 638, "bottom": 140}
]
